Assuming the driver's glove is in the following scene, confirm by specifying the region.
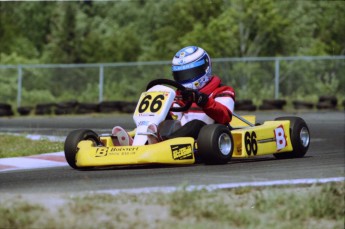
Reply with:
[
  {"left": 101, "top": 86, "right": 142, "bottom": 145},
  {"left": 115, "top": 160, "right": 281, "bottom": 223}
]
[{"left": 181, "top": 89, "right": 209, "bottom": 107}]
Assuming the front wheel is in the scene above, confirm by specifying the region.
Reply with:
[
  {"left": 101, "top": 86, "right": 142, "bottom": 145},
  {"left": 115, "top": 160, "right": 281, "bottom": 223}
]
[
  {"left": 197, "top": 124, "right": 234, "bottom": 164},
  {"left": 273, "top": 117, "right": 310, "bottom": 159},
  {"left": 64, "top": 129, "right": 100, "bottom": 169}
]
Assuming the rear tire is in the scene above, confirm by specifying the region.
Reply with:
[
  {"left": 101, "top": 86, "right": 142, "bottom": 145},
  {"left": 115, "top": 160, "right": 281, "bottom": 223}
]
[
  {"left": 64, "top": 129, "right": 100, "bottom": 169},
  {"left": 273, "top": 117, "right": 310, "bottom": 159},
  {"left": 197, "top": 124, "right": 233, "bottom": 164}
]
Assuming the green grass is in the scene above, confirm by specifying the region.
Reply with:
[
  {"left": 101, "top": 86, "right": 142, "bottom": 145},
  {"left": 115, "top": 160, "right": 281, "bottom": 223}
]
[
  {"left": 0, "top": 134, "right": 63, "bottom": 158},
  {"left": 0, "top": 182, "right": 343, "bottom": 229}
]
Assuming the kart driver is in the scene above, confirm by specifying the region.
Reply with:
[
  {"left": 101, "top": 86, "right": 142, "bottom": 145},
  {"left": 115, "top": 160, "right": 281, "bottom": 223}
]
[
  {"left": 112, "top": 46, "right": 235, "bottom": 145},
  {"left": 162, "top": 45, "right": 236, "bottom": 140}
]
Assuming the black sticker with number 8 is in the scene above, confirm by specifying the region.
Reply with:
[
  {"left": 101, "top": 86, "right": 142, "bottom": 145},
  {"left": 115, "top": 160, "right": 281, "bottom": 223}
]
[
  {"left": 138, "top": 94, "right": 165, "bottom": 113},
  {"left": 245, "top": 131, "right": 258, "bottom": 155}
]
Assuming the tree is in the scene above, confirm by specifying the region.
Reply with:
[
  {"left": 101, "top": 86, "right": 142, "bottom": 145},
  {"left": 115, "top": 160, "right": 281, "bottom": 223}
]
[{"left": 1, "top": 0, "right": 344, "bottom": 64}]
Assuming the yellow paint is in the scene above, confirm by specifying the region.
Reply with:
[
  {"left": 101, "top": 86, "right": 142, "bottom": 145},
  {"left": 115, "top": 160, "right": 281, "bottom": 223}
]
[
  {"left": 231, "top": 115, "right": 256, "bottom": 127},
  {"left": 74, "top": 118, "right": 296, "bottom": 166},
  {"left": 231, "top": 120, "right": 293, "bottom": 158},
  {"left": 76, "top": 137, "right": 195, "bottom": 167}
]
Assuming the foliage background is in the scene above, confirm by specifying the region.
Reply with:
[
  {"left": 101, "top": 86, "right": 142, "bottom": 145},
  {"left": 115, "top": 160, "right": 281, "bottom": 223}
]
[{"left": 0, "top": 0, "right": 344, "bottom": 106}]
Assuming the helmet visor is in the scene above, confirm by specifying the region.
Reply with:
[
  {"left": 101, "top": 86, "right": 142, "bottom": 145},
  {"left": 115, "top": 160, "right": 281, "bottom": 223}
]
[{"left": 172, "top": 58, "right": 209, "bottom": 83}]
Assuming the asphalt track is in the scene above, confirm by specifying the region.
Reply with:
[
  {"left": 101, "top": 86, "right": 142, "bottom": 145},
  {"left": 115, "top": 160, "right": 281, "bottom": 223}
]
[{"left": 0, "top": 111, "right": 344, "bottom": 194}]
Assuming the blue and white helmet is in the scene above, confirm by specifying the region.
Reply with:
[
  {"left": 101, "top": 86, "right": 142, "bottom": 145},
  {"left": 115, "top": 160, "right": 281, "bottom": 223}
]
[{"left": 172, "top": 46, "right": 212, "bottom": 90}]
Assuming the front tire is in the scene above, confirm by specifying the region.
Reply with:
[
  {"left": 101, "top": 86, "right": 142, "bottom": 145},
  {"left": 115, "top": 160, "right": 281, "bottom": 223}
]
[
  {"left": 197, "top": 124, "right": 234, "bottom": 164},
  {"left": 273, "top": 117, "right": 310, "bottom": 159},
  {"left": 64, "top": 129, "right": 100, "bottom": 169}
]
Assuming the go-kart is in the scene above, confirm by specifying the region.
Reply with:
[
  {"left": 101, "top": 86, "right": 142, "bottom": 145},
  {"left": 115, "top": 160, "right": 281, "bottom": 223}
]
[{"left": 64, "top": 79, "right": 310, "bottom": 169}]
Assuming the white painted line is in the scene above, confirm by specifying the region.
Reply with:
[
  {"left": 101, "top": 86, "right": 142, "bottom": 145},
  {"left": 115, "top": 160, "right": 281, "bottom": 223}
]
[
  {"left": 39, "top": 152, "right": 65, "bottom": 156},
  {"left": 0, "top": 152, "right": 67, "bottom": 172},
  {"left": 94, "top": 177, "right": 345, "bottom": 195},
  {"left": 0, "top": 132, "right": 65, "bottom": 142},
  {"left": 0, "top": 157, "right": 66, "bottom": 170},
  {"left": 26, "top": 134, "right": 65, "bottom": 142}
]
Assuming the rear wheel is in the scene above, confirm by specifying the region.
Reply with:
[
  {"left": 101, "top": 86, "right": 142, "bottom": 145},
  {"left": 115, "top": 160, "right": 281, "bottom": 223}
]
[
  {"left": 197, "top": 124, "right": 233, "bottom": 164},
  {"left": 273, "top": 117, "right": 310, "bottom": 159},
  {"left": 64, "top": 129, "right": 100, "bottom": 169}
]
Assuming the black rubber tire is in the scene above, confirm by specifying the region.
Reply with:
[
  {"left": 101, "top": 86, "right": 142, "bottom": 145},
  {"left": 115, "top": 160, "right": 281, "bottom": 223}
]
[
  {"left": 55, "top": 107, "right": 75, "bottom": 115},
  {"left": 263, "top": 99, "right": 287, "bottom": 106},
  {"left": 35, "top": 103, "right": 55, "bottom": 115},
  {"left": 235, "top": 99, "right": 253, "bottom": 106},
  {"left": 236, "top": 104, "right": 257, "bottom": 111},
  {"left": 273, "top": 117, "right": 310, "bottom": 159},
  {"left": 318, "top": 95, "right": 337, "bottom": 106},
  {"left": 76, "top": 103, "right": 99, "bottom": 114},
  {"left": 0, "top": 103, "right": 12, "bottom": 110},
  {"left": 98, "top": 101, "right": 122, "bottom": 113},
  {"left": 0, "top": 108, "right": 14, "bottom": 116},
  {"left": 121, "top": 101, "right": 137, "bottom": 113},
  {"left": 316, "top": 101, "right": 336, "bottom": 110},
  {"left": 262, "top": 99, "right": 287, "bottom": 110},
  {"left": 64, "top": 129, "right": 100, "bottom": 169},
  {"left": 0, "top": 103, "right": 13, "bottom": 116},
  {"left": 292, "top": 101, "right": 314, "bottom": 110},
  {"left": 259, "top": 104, "right": 277, "bottom": 110},
  {"left": 17, "top": 106, "right": 33, "bottom": 116},
  {"left": 197, "top": 124, "right": 233, "bottom": 164}
]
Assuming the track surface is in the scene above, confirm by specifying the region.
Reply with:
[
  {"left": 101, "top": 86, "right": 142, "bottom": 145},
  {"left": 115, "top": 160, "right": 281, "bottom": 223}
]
[{"left": 0, "top": 111, "right": 344, "bottom": 194}]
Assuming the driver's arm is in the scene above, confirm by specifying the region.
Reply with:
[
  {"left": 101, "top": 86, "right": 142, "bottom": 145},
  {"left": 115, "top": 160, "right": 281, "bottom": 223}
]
[
  {"left": 202, "top": 95, "right": 234, "bottom": 124},
  {"left": 200, "top": 86, "right": 235, "bottom": 124}
]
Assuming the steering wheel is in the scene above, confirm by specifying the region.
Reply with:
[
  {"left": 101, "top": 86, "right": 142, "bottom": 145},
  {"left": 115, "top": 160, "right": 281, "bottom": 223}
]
[{"left": 146, "top": 79, "right": 192, "bottom": 112}]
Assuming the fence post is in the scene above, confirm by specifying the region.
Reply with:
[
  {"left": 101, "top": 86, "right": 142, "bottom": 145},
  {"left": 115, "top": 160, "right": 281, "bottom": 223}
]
[
  {"left": 99, "top": 64, "right": 104, "bottom": 103},
  {"left": 17, "top": 65, "right": 23, "bottom": 107},
  {"left": 274, "top": 58, "right": 280, "bottom": 99}
]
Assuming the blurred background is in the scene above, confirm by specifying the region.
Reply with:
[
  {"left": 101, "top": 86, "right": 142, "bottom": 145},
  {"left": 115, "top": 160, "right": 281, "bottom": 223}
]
[{"left": 0, "top": 0, "right": 344, "bottom": 114}]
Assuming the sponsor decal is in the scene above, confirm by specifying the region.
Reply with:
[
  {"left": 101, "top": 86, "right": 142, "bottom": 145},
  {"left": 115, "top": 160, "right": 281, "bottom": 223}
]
[
  {"left": 171, "top": 144, "right": 193, "bottom": 160},
  {"left": 138, "top": 121, "right": 149, "bottom": 126},
  {"left": 136, "top": 92, "right": 166, "bottom": 114},
  {"left": 95, "top": 147, "right": 108, "bottom": 157},
  {"left": 95, "top": 147, "right": 139, "bottom": 157},
  {"left": 172, "top": 59, "right": 205, "bottom": 71},
  {"left": 274, "top": 125, "right": 287, "bottom": 151}
]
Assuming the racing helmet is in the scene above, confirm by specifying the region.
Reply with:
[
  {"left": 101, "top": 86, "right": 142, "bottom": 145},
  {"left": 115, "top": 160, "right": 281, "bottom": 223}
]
[{"left": 172, "top": 46, "right": 212, "bottom": 90}]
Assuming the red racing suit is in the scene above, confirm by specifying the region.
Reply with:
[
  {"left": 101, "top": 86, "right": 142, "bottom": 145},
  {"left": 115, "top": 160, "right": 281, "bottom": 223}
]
[{"left": 173, "top": 76, "right": 235, "bottom": 125}]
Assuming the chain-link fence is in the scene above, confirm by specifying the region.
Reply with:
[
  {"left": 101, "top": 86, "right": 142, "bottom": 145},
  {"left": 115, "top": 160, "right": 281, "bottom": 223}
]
[{"left": 0, "top": 56, "right": 344, "bottom": 108}]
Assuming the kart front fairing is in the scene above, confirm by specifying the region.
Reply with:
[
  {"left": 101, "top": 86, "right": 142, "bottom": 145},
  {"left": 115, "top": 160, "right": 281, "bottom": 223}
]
[
  {"left": 74, "top": 83, "right": 196, "bottom": 167},
  {"left": 76, "top": 137, "right": 195, "bottom": 167}
]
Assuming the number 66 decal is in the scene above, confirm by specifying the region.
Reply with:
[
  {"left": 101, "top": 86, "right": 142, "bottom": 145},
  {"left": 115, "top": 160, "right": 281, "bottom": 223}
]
[
  {"left": 245, "top": 131, "right": 258, "bottom": 155},
  {"left": 138, "top": 94, "right": 165, "bottom": 113}
]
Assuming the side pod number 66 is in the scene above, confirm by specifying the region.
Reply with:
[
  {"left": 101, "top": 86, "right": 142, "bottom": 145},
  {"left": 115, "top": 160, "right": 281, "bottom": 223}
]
[{"left": 245, "top": 131, "right": 258, "bottom": 155}]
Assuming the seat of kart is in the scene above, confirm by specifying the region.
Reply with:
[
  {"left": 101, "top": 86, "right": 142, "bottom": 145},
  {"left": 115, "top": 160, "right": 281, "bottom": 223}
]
[{"left": 157, "top": 120, "right": 182, "bottom": 140}]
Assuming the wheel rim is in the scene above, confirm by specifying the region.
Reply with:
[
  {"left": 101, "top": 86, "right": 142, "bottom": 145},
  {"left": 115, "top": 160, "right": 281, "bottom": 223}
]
[
  {"left": 218, "top": 133, "right": 232, "bottom": 156},
  {"left": 300, "top": 127, "right": 310, "bottom": 147}
]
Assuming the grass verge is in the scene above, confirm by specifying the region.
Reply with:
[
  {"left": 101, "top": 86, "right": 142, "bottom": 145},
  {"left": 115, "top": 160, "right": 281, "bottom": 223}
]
[
  {"left": 0, "top": 134, "right": 63, "bottom": 158},
  {"left": 0, "top": 182, "right": 344, "bottom": 229}
]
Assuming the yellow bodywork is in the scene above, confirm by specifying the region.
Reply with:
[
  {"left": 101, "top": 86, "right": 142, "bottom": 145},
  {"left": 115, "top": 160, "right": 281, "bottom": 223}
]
[
  {"left": 74, "top": 116, "right": 294, "bottom": 167},
  {"left": 231, "top": 120, "right": 293, "bottom": 158},
  {"left": 76, "top": 137, "right": 195, "bottom": 167},
  {"left": 231, "top": 115, "right": 256, "bottom": 128}
]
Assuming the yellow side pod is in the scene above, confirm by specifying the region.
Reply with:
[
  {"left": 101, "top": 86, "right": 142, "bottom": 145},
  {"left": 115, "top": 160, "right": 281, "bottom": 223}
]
[
  {"left": 76, "top": 137, "right": 195, "bottom": 167},
  {"left": 231, "top": 120, "right": 293, "bottom": 158},
  {"left": 231, "top": 115, "right": 256, "bottom": 128}
]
